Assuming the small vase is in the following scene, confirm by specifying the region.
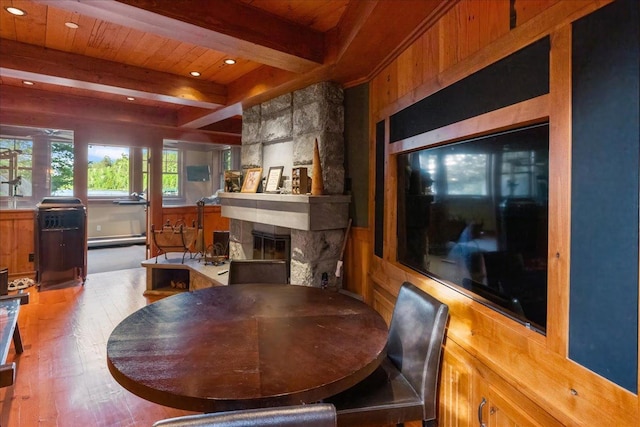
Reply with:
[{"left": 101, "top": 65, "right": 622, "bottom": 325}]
[{"left": 311, "top": 138, "right": 324, "bottom": 195}]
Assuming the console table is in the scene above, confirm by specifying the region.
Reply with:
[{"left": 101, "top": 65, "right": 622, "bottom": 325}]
[{"left": 141, "top": 252, "right": 228, "bottom": 296}]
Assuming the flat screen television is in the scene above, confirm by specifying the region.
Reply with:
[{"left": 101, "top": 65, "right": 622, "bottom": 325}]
[
  {"left": 397, "top": 123, "right": 549, "bottom": 333},
  {"left": 186, "top": 165, "right": 210, "bottom": 182}
]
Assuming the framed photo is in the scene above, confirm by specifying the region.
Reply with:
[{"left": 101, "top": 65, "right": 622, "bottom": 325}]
[
  {"left": 241, "top": 167, "right": 262, "bottom": 193},
  {"left": 224, "top": 170, "right": 242, "bottom": 192},
  {"left": 265, "top": 166, "right": 284, "bottom": 193}
]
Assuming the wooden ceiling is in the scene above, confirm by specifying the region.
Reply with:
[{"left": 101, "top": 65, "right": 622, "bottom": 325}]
[{"left": 0, "top": 0, "right": 452, "bottom": 143}]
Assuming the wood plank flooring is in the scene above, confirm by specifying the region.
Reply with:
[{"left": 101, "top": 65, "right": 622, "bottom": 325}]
[{"left": 0, "top": 268, "right": 196, "bottom": 427}]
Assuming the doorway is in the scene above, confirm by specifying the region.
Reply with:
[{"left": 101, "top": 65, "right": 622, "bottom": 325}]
[{"left": 86, "top": 144, "right": 149, "bottom": 272}]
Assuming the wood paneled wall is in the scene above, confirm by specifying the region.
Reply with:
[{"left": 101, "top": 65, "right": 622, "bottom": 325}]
[
  {"left": 357, "top": 0, "right": 637, "bottom": 426},
  {"left": 0, "top": 206, "right": 229, "bottom": 279},
  {"left": 158, "top": 205, "right": 229, "bottom": 255},
  {"left": 0, "top": 209, "right": 36, "bottom": 280}
]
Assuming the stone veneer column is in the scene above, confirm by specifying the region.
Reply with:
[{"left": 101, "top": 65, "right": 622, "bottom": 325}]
[{"left": 230, "top": 82, "right": 346, "bottom": 288}]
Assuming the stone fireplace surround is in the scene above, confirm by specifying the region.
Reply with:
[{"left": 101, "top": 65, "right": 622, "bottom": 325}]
[{"left": 224, "top": 82, "right": 349, "bottom": 288}]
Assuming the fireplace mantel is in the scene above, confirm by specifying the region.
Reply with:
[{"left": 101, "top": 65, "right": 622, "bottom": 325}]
[{"left": 219, "top": 192, "right": 350, "bottom": 231}]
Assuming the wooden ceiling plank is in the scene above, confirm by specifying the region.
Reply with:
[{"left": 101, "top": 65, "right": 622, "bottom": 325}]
[
  {"left": 12, "top": 0, "right": 47, "bottom": 45},
  {"left": 37, "top": 0, "right": 325, "bottom": 73},
  {"left": 0, "top": 39, "right": 227, "bottom": 108},
  {"left": 43, "top": 6, "right": 79, "bottom": 52}
]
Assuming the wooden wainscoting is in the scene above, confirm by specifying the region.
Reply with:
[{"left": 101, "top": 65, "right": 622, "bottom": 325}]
[
  {"left": 157, "top": 205, "right": 229, "bottom": 256},
  {"left": 342, "top": 226, "right": 370, "bottom": 298},
  {"left": 0, "top": 210, "right": 36, "bottom": 281}
]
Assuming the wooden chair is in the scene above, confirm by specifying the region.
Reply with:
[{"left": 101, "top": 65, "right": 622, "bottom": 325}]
[
  {"left": 228, "top": 259, "right": 288, "bottom": 285},
  {"left": 152, "top": 403, "right": 336, "bottom": 427},
  {"left": 325, "top": 282, "right": 449, "bottom": 427}
]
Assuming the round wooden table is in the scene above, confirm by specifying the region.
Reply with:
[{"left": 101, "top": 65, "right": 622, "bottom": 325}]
[{"left": 107, "top": 284, "right": 388, "bottom": 412}]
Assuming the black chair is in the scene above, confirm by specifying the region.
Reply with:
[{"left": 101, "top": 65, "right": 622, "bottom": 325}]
[
  {"left": 152, "top": 403, "right": 337, "bottom": 427},
  {"left": 228, "top": 259, "right": 288, "bottom": 285},
  {"left": 325, "top": 282, "right": 449, "bottom": 427}
]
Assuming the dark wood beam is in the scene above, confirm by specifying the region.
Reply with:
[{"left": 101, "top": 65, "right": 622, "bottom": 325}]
[
  {"left": 0, "top": 107, "right": 240, "bottom": 147},
  {"left": 39, "top": 0, "right": 325, "bottom": 73},
  {"left": 0, "top": 39, "right": 227, "bottom": 108},
  {"left": 0, "top": 85, "right": 180, "bottom": 127}
]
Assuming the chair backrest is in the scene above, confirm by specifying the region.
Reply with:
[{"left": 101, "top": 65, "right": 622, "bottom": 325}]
[
  {"left": 152, "top": 403, "right": 337, "bottom": 427},
  {"left": 386, "top": 282, "right": 449, "bottom": 422},
  {"left": 228, "top": 259, "right": 288, "bottom": 285}
]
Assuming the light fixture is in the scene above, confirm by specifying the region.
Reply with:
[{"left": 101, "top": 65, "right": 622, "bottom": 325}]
[
  {"left": 224, "top": 59, "right": 236, "bottom": 65},
  {"left": 126, "top": 96, "right": 135, "bottom": 101},
  {"left": 22, "top": 81, "right": 34, "bottom": 86},
  {"left": 190, "top": 71, "right": 201, "bottom": 77},
  {"left": 65, "top": 22, "right": 79, "bottom": 29},
  {"left": 5, "top": 7, "right": 26, "bottom": 16}
]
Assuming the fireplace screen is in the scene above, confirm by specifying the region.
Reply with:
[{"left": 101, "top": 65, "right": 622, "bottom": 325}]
[{"left": 252, "top": 231, "right": 290, "bottom": 261}]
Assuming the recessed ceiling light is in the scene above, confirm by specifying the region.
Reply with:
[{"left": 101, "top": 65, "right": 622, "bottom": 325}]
[
  {"left": 65, "top": 22, "right": 79, "bottom": 29},
  {"left": 126, "top": 96, "right": 135, "bottom": 101},
  {"left": 5, "top": 7, "right": 26, "bottom": 16},
  {"left": 22, "top": 81, "right": 34, "bottom": 86},
  {"left": 190, "top": 71, "right": 201, "bottom": 77},
  {"left": 224, "top": 59, "right": 236, "bottom": 65}
]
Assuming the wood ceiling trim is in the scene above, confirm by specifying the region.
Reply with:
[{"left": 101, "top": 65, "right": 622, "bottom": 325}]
[
  {"left": 38, "top": 0, "right": 325, "bottom": 74},
  {"left": 0, "top": 90, "right": 241, "bottom": 146},
  {"left": 0, "top": 39, "right": 227, "bottom": 108},
  {"left": 0, "top": 85, "right": 179, "bottom": 127}
]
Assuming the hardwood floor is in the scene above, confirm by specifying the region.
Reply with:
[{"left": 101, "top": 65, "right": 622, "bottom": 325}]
[{"left": 0, "top": 268, "right": 196, "bottom": 427}]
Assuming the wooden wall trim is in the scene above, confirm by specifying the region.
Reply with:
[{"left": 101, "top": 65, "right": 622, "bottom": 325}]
[
  {"left": 387, "top": 94, "right": 549, "bottom": 155},
  {"left": 547, "top": 25, "right": 572, "bottom": 357}
]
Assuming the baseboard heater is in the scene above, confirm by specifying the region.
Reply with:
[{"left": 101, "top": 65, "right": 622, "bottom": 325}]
[{"left": 88, "top": 235, "right": 146, "bottom": 248}]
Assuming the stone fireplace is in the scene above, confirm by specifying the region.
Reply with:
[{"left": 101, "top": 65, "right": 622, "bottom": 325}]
[{"left": 221, "top": 82, "right": 349, "bottom": 288}]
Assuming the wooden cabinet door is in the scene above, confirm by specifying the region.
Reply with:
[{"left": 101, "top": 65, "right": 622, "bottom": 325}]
[
  {"left": 475, "top": 368, "right": 563, "bottom": 427},
  {"left": 439, "top": 341, "right": 475, "bottom": 427},
  {"left": 40, "top": 229, "right": 64, "bottom": 271}
]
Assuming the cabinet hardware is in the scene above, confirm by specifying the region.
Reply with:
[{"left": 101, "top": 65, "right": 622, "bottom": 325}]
[{"left": 478, "top": 397, "right": 487, "bottom": 427}]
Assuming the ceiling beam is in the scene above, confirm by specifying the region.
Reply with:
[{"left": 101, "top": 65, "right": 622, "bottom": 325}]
[
  {"left": 0, "top": 85, "right": 180, "bottom": 127},
  {"left": 0, "top": 109, "right": 240, "bottom": 146},
  {"left": 38, "top": 0, "right": 325, "bottom": 74},
  {"left": 0, "top": 39, "right": 227, "bottom": 109}
]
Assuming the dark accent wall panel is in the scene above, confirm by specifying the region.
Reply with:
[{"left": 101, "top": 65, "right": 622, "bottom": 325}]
[
  {"left": 344, "top": 83, "right": 370, "bottom": 227},
  {"left": 570, "top": 0, "right": 639, "bottom": 393},
  {"left": 374, "top": 120, "right": 385, "bottom": 258},
  {"left": 389, "top": 37, "right": 549, "bottom": 142}
]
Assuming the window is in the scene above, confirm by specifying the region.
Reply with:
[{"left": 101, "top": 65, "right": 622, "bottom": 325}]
[
  {"left": 87, "top": 145, "right": 130, "bottom": 198},
  {"left": 51, "top": 142, "right": 74, "bottom": 196},
  {"left": 221, "top": 148, "right": 232, "bottom": 171},
  {"left": 1, "top": 130, "right": 75, "bottom": 208},
  {"left": 0, "top": 138, "right": 33, "bottom": 199},
  {"left": 161, "top": 149, "right": 180, "bottom": 197},
  {"left": 140, "top": 148, "right": 183, "bottom": 199}
]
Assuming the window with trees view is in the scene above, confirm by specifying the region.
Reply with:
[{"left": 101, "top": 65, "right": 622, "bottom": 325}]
[
  {"left": 87, "top": 145, "right": 131, "bottom": 198},
  {"left": 162, "top": 149, "right": 180, "bottom": 197},
  {"left": 141, "top": 148, "right": 182, "bottom": 199},
  {"left": 1, "top": 136, "right": 74, "bottom": 206}
]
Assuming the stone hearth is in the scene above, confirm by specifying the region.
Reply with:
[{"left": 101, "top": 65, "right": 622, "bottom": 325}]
[{"left": 227, "top": 82, "right": 347, "bottom": 288}]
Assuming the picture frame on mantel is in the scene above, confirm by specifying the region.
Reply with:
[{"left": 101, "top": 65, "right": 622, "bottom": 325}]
[
  {"left": 241, "top": 168, "right": 262, "bottom": 193},
  {"left": 265, "top": 166, "right": 284, "bottom": 193},
  {"left": 224, "top": 170, "right": 242, "bottom": 192}
]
